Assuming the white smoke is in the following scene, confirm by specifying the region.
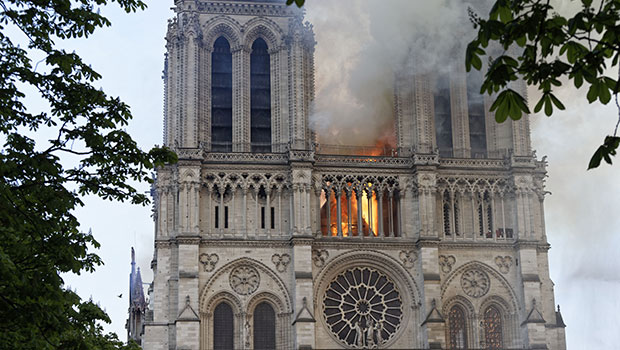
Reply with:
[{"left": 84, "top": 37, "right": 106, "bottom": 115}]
[
  {"left": 305, "top": 0, "right": 489, "bottom": 146},
  {"left": 306, "top": 1, "right": 620, "bottom": 348}
]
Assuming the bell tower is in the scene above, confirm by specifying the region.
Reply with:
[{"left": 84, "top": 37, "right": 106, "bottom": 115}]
[
  {"left": 162, "top": 0, "right": 316, "bottom": 153},
  {"left": 145, "top": 1, "right": 316, "bottom": 349}
]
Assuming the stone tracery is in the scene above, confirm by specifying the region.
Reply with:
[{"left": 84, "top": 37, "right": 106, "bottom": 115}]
[
  {"left": 323, "top": 267, "right": 403, "bottom": 348},
  {"left": 317, "top": 174, "right": 402, "bottom": 238}
]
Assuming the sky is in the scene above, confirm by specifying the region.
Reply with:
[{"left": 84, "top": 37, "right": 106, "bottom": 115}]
[{"left": 54, "top": 1, "right": 620, "bottom": 348}]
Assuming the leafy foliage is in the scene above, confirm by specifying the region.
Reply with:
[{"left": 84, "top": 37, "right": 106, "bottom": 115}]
[
  {"left": 0, "top": 0, "right": 176, "bottom": 348},
  {"left": 286, "top": 0, "right": 305, "bottom": 7},
  {"left": 466, "top": 0, "right": 620, "bottom": 168}
]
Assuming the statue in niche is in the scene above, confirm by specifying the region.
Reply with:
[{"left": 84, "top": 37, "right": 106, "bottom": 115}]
[
  {"left": 244, "top": 320, "right": 251, "bottom": 349},
  {"left": 354, "top": 320, "right": 365, "bottom": 348},
  {"left": 374, "top": 321, "right": 384, "bottom": 346},
  {"left": 366, "top": 319, "right": 376, "bottom": 348}
]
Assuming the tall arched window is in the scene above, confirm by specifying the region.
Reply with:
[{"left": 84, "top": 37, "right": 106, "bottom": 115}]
[
  {"left": 213, "top": 302, "right": 234, "bottom": 350},
  {"left": 468, "top": 69, "right": 487, "bottom": 158},
  {"left": 253, "top": 302, "right": 275, "bottom": 350},
  {"left": 483, "top": 305, "right": 503, "bottom": 349},
  {"left": 211, "top": 37, "right": 233, "bottom": 152},
  {"left": 435, "top": 75, "right": 453, "bottom": 157},
  {"left": 443, "top": 191, "right": 452, "bottom": 236},
  {"left": 250, "top": 38, "right": 271, "bottom": 153},
  {"left": 448, "top": 305, "right": 468, "bottom": 349}
]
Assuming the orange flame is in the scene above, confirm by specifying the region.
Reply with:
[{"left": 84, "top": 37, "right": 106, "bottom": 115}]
[{"left": 320, "top": 185, "right": 379, "bottom": 237}]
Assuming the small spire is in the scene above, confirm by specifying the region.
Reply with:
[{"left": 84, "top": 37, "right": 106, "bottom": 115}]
[{"left": 555, "top": 304, "right": 566, "bottom": 328}]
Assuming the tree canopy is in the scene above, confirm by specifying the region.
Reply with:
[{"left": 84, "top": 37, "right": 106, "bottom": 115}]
[
  {"left": 466, "top": 0, "right": 620, "bottom": 169},
  {"left": 0, "top": 0, "right": 175, "bottom": 348}
]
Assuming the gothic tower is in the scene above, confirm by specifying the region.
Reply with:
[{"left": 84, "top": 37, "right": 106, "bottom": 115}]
[
  {"left": 143, "top": 1, "right": 566, "bottom": 349},
  {"left": 127, "top": 248, "right": 147, "bottom": 345}
]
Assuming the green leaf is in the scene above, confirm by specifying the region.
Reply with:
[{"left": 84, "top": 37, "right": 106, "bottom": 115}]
[
  {"left": 491, "top": 89, "right": 529, "bottom": 122},
  {"left": 544, "top": 95, "right": 553, "bottom": 116},
  {"left": 549, "top": 93, "right": 566, "bottom": 111},
  {"left": 587, "top": 82, "right": 599, "bottom": 103},
  {"left": 534, "top": 96, "right": 545, "bottom": 113},
  {"left": 589, "top": 136, "right": 620, "bottom": 169}
]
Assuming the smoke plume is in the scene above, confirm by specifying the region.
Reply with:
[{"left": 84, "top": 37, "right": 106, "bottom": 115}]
[{"left": 305, "top": 0, "right": 488, "bottom": 146}]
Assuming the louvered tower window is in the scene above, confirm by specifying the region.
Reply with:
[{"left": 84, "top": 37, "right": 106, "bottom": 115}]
[
  {"left": 483, "top": 306, "right": 503, "bottom": 349},
  {"left": 468, "top": 69, "right": 487, "bottom": 158},
  {"left": 211, "top": 37, "right": 233, "bottom": 152},
  {"left": 250, "top": 38, "right": 272, "bottom": 153},
  {"left": 448, "top": 305, "right": 468, "bottom": 349},
  {"left": 435, "top": 75, "right": 453, "bottom": 157},
  {"left": 213, "top": 302, "right": 234, "bottom": 350},
  {"left": 253, "top": 302, "right": 275, "bottom": 350}
]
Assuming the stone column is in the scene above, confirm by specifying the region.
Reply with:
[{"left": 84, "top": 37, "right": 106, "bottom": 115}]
[
  {"left": 287, "top": 20, "right": 309, "bottom": 150},
  {"left": 183, "top": 28, "right": 200, "bottom": 148},
  {"left": 420, "top": 246, "right": 445, "bottom": 349},
  {"left": 291, "top": 238, "right": 315, "bottom": 349},
  {"left": 450, "top": 71, "right": 471, "bottom": 158},
  {"left": 232, "top": 45, "right": 250, "bottom": 152}
]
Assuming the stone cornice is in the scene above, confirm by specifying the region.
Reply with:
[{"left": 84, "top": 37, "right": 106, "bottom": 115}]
[
  {"left": 414, "top": 238, "right": 550, "bottom": 251},
  {"left": 313, "top": 238, "right": 416, "bottom": 250},
  {"left": 200, "top": 239, "right": 291, "bottom": 248},
  {"left": 289, "top": 236, "right": 313, "bottom": 246},
  {"left": 194, "top": 1, "right": 297, "bottom": 18}
]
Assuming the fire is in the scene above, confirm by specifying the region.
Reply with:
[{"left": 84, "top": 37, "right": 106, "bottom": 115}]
[
  {"left": 318, "top": 138, "right": 396, "bottom": 237},
  {"left": 320, "top": 183, "right": 379, "bottom": 237}
]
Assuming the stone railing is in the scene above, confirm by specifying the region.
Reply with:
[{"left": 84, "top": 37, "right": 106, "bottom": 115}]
[
  {"left": 203, "top": 152, "right": 288, "bottom": 164},
  {"left": 439, "top": 158, "right": 508, "bottom": 169},
  {"left": 315, "top": 154, "right": 412, "bottom": 168}
]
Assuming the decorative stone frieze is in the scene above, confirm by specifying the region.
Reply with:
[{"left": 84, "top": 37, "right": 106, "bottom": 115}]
[
  {"left": 495, "top": 256, "right": 513, "bottom": 274},
  {"left": 312, "top": 249, "right": 329, "bottom": 268},
  {"left": 399, "top": 250, "right": 417, "bottom": 269},
  {"left": 271, "top": 253, "right": 291, "bottom": 272},
  {"left": 438, "top": 255, "right": 456, "bottom": 273},
  {"left": 229, "top": 265, "right": 260, "bottom": 295},
  {"left": 460, "top": 269, "right": 490, "bottom": 298},
  {"left": 199, "top": 253, "right": 219, "bottom": 272}
]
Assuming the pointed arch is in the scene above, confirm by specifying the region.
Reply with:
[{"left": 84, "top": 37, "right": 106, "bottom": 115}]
[
  {"left": 242, "top": 18, "right": 283, "bottom": 50},
  {"left": 252, "top": 302, "right": 276, "bottom": 350},
  {"left": 199, "top": 257, "right": 292, "bottom": 314},
  {"left": 213, "top": 302, "right": 234, "bottom": 350},
  {"left": 250, "top": 37, "right": 271, "bottom": 152},
  {"left": 201, "top": 291, "right": 243, "bottom": 350},
  {"left": 482, "top": 305, "right": 503, "bottom": 349},
  {"left": 479, "top": 295, "right": 513, "bottom": 350},
  {"left": 211, "top": 36, "right": 233, "bottom": 151},
  {"left": 440, "top": 261, "right": 518, "bottom": 312},
  {"left": 448, "top": 304, "right": 468, "bottom": 349},
  {"left": 202, "top": 16, "right": 242, "bottom": 49},
  {"left": 443, "top": 295, "right": 475, "bottom": 350}
]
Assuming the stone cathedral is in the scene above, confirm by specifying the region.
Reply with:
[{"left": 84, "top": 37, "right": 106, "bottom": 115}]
[{"left": 133, "top": 0, "right": 567, "bottom": 349}]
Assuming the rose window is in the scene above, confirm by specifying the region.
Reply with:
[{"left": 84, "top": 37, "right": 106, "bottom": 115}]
[
  {"left": 460, "top": 269, "right": 490, "bottom": 298},
  {"left": 229, "top": 265, "right": 260, "bottom": 295},
  {"left": 323, "top": 267, "right": 403, "bottom": 348}
]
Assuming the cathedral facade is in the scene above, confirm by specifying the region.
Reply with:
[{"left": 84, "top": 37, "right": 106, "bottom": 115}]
[{"left": 139, "top": 1, "right": 567, "bottom": 349}]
